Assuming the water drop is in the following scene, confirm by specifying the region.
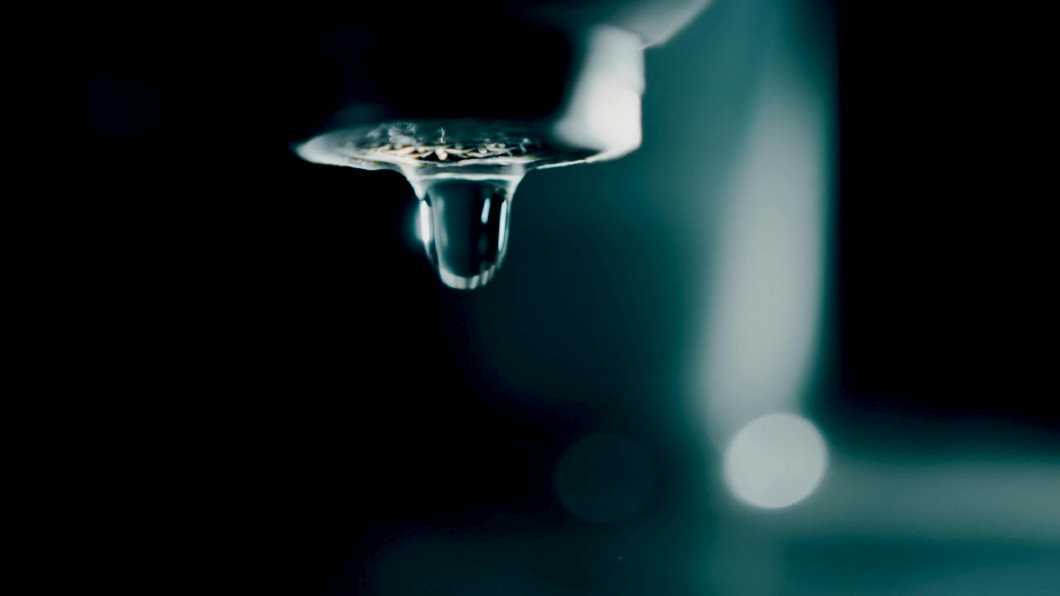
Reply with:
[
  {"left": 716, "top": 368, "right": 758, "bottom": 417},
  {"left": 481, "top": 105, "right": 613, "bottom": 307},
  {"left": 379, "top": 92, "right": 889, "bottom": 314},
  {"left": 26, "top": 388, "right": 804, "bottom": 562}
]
[
  {"left": 413, "top": 176, "right": 519, "bottom": 290},
  {"left": 295, "top": 120, "right": 604, "bottom": 289}
]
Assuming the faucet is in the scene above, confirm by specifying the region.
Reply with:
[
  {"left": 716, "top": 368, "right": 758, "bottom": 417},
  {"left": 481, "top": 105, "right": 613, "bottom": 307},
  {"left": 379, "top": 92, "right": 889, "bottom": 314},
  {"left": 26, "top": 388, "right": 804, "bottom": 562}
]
[{"left": 295, "top": 1, "right": 711, "bottom": 288}]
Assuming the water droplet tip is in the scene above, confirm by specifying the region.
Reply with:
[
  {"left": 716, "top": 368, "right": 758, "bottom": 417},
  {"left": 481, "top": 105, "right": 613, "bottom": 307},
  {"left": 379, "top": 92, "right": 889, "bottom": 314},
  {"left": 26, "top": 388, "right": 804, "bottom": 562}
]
[{"left": 438, "top": 265, "right": 501, "bottom": 290}]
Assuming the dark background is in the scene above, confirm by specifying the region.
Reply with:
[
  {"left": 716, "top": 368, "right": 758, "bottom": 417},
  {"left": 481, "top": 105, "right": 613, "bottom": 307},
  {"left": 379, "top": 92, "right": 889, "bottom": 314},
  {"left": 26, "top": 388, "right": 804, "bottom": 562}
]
[{"left": 46, "top": 1, "right": 1055, "bottom": 593}]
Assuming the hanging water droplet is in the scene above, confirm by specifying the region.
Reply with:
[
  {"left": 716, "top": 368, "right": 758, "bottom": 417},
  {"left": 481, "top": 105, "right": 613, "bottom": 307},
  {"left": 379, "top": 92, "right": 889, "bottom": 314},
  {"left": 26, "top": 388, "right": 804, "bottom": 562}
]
[
  {"left": 415, "top": 177, "right": 517, "bottom": 290},
  {"left": 295, "top": 120, "right": 606, "bottom": 289}
]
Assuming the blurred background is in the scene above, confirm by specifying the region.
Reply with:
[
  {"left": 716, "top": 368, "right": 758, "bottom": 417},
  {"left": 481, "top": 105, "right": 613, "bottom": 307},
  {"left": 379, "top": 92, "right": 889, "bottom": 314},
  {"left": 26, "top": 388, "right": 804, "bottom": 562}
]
[{"left": 51, "top": 0, "right": 1058, "bottom": 594}]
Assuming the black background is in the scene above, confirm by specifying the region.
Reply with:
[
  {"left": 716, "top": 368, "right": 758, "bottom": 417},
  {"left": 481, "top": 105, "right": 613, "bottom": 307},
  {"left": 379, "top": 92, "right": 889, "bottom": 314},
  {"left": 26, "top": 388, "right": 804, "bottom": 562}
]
[{"left": 42, "top": 2, "right": 1056, "bottom": 593}]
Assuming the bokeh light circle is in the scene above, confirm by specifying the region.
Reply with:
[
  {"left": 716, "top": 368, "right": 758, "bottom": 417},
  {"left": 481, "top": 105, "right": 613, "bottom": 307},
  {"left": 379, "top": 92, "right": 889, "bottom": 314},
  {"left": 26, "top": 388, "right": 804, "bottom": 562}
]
[
  {"left": 554, "top": 434, "right": 655, "bottom": 524},
  {"left": 723, "top": 413, "right": 827, "bottom": 509}
]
